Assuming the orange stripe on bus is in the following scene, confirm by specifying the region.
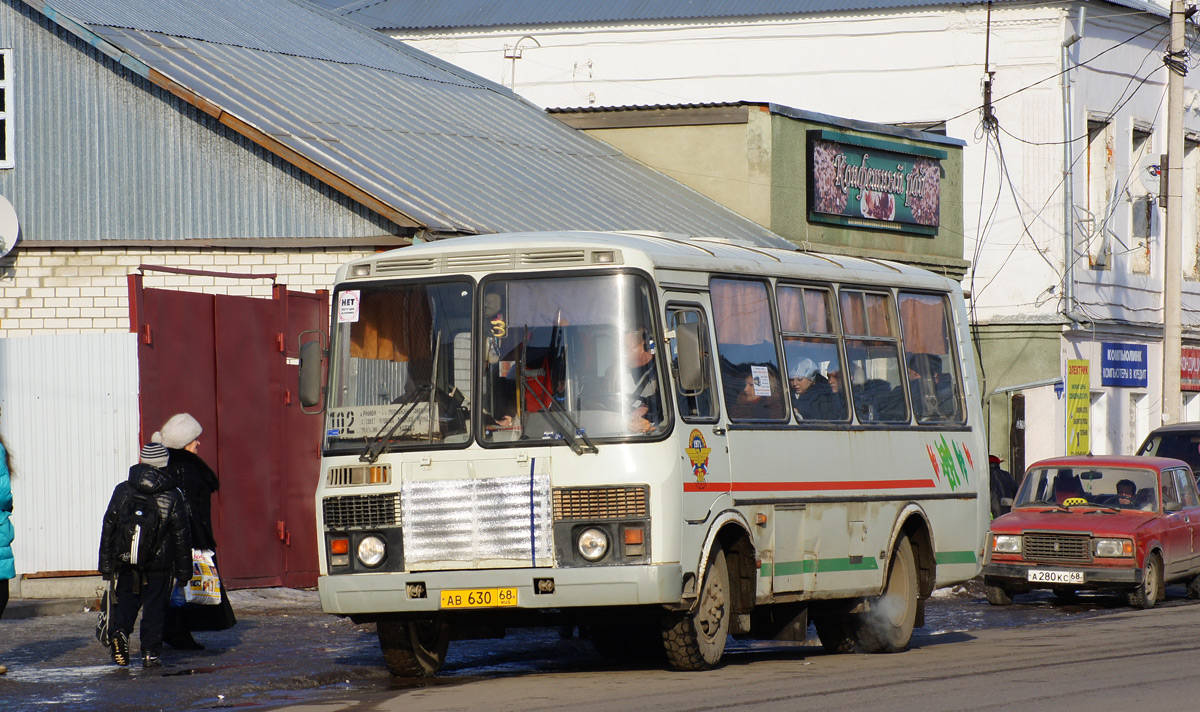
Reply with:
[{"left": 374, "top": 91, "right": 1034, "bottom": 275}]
[{"left": 683, "top": 479, "right": 936, "bottom": 493}]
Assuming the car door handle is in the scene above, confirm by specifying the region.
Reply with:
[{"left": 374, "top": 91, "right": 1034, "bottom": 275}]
[{"left": 712, "top": 426, "right": 726, "bottom": 436}]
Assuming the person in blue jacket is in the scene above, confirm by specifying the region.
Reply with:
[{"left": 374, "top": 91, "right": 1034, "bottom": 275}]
[{"left": 0, "top": 406, "right": 15, "bottom": 676}]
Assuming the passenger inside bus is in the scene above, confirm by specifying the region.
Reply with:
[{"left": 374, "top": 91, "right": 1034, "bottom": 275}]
[
  {"left": 602, "top": 326, "right": 662, "bottom": 434},
  {"left": 727, "top": 367, "right": 783, "bottom": 420}
]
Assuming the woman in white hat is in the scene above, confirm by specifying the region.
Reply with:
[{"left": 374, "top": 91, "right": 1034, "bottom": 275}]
[{"left": 154, "top": 413, "right": 235, "bottom": 648}]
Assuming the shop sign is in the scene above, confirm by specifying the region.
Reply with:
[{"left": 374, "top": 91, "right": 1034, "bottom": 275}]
[
  {"left": 1066, "top": 360, "right": 1090, "bottom": 456},
  {"left": 1183, "top": 347, "right": 1200, "bottom": 392},
  {"left": 807, "top": 130, "right": 945, "bottom": 236},
  {"left": 1099, "top": 342, "right": 1148, "bottom": 388}
]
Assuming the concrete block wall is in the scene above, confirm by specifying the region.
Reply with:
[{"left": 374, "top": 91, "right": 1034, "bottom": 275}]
[{"left": 0, "top": 245, "right": 375, "bottom": 336}]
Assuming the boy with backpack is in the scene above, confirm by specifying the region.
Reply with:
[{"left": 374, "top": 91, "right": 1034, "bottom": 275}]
[{"left": 98, "top": 442, "right": 192, "bottom": 668}]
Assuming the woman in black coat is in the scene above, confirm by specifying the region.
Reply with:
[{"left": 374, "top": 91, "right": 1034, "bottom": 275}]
[{"left": 155, "top": 413, "right": 235, "bottom": 649}]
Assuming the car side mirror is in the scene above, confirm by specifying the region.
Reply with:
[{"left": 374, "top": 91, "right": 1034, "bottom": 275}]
[
  {"left": 1164, "top": 500, "right": 1183, "bottom": 513},
  {"left": 674, "top": 322, "right": 707, "bottom": 393},
  {"left": 1000, "top": 497, "right": 1013, "bottom": 507},
  {"left": 298, "top": 338, "right": 326, "bottom": 411}
]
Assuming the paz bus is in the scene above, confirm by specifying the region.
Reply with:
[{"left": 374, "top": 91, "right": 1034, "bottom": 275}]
[{"left": 300, "top": 230, "right": 988, "bottom": 675}]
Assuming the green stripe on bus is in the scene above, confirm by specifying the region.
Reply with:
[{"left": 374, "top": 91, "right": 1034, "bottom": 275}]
[
  {"left": 934, "top": 550, "right": 978, "bottom": 565},
  {"left": 761, "top": 551, "right": 976, "bottom": 576},
  {"left": 760, "top": 557, "right": 879, "bottom": 576}
]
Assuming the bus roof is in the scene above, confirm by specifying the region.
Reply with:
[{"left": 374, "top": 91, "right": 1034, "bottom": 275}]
[{"left": 343, "top": 230, "right": 962, "bottom": 292}]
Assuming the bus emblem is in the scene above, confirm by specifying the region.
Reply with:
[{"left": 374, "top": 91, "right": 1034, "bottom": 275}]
[{"left": 685, "top": 429, "right": 711, "bottom": 488}]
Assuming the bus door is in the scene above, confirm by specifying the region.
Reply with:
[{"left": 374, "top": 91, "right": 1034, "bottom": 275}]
[{"left": 665, "top": 299, "right": 731, "bottom": 522}]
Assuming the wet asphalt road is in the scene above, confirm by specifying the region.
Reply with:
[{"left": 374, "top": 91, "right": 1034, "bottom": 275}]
[{"left": 0, "top": 580, "right": 1192, "bottom": 711}]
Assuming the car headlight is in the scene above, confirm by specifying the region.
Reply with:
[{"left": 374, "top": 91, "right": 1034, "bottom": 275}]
[
  {"left": 991, "top": 534, "right": 1022, "bottom": 554},
  {"left": 577, "top": 527, "right": 609, "bottom": 561},
  {"left": 1094, "top": 538, "right": 1133, "bottom": 558},
  {"left": 357, "top": 535, "right": 387, "bottom": 567}
]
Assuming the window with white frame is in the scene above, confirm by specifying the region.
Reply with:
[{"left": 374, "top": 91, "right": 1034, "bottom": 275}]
[
  {"left": 1129, "top": 126, "right": 1154, "bottom": 275},
  {"left": 1185, "top": 136, "right": 1200, "bottom": 280},
  {"left": 0, "top": 49, "right": 10, "bottom": 169},
  {"left": 1086, "top": 118, "right": 1115, "bottom": 270}
]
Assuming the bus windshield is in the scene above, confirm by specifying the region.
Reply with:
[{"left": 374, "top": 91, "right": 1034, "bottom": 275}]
[
  {"left": 325, "top": 280, "right": 474, "bottom": 453},
  {"left": 480, "top": 272, "right": 666, "bottom": 445}
]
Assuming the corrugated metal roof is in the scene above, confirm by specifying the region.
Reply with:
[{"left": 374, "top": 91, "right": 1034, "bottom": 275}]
[
  {"left": 320, "top": 0, "right": 1167, "bottom": 31},
  {"left": 29, "top": 0, "right": 793, "bottom": 248}
]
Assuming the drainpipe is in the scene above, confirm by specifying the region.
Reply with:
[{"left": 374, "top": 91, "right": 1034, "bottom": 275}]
[{"left": 1061, "top": 6, "right": 1086, "bottom": 324}]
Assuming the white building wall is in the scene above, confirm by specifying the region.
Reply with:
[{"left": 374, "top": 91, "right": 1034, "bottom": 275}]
[{"left": 0, "top": 246, "right": 371, "bottom": 336}]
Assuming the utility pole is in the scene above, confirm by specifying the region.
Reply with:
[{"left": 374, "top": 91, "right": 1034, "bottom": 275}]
[{"left": 1162, "top": 1, "right": 1187, "bottom": 425}]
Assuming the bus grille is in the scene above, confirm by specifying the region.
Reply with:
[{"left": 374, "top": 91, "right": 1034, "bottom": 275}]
[
  {"left": 1024, "top": 534, "right": 1091, "bottom": 562},
  {"left": 327, "top": 464, "right": 392, "bottom": 486},
  {"left": 402, "top": 473, "right": 553, "bottom": 569},
  {"left": 323, "top": 493, "right": 401, "bottom": 529},
  {"left": 553, "top": 486, "right": 648, "bottom": 521}
]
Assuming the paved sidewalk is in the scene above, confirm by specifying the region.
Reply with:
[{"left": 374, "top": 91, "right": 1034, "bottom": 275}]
[{"left": 3, "top": 596, "right": 99, "bottom": 620}]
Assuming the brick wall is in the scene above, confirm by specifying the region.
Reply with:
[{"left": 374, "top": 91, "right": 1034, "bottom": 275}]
[{"left": 0, "top": 246, "right": 373, "bottom": 336}]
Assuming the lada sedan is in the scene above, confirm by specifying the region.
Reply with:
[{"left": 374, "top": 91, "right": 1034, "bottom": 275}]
[{"left": 982, "top": 455, "right": 1200, "bottom": 609}]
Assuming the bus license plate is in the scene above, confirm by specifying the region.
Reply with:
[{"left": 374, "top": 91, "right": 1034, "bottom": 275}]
[
  {"left": 1027, "top": 569, "right": 1084, "bottom": 584},
  {"left": 440, "top": 588, "right": 518, "bottom": 609}
]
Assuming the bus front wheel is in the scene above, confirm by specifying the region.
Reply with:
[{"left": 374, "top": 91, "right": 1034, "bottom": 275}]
[
  {"left": 662, "top": 546, "right": 730, "bottom": 670},
  {"left": 377, "top": 618, "right": 450, "bottom": 677},
  {"left": 853, "top": 534, "right": 919, "bottom": 653}
]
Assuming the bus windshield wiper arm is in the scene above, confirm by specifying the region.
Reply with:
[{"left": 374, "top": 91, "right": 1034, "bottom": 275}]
[
  {"left": 519, "top": 376, "right": 598, "bottom": 455},
  {"left": 359, "top": 383, "right": 433, "bottom": 464}
]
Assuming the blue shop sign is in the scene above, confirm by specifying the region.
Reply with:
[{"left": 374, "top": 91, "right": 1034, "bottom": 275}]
[{"left": 1100, "top": 342, "right": 1148, "bottom": 387}]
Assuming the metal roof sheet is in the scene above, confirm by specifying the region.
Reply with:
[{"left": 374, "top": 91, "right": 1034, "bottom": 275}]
[
  {"left": 31, "top": 0, "right": 793, "bottom": 247},
  {"left": 319, "top": 0, "right": 1167, "bottom": 31}
]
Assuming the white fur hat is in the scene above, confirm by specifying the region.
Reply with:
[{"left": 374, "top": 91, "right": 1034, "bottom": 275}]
[{"left": 154, "top": 413, "right": 203, "bottom": 449}]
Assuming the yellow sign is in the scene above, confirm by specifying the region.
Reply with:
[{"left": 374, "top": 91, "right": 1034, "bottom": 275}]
[{"left": 1066, "top": 359, "right": 1090, "bottom": 455}]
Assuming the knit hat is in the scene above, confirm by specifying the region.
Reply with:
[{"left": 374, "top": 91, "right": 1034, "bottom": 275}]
[
  {"left": 140, "top": 442, "right": 169, "bottom": 468},
  {"left": 789, "top": 358, "right": 817, "bottom": 381},
  {"left": 155, "top": 413, "right": 203, "bottom": 449}
]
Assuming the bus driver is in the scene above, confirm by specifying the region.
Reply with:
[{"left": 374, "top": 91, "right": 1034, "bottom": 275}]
[{"left": 605, "top": 326, "right": 662, "bottom": 434}]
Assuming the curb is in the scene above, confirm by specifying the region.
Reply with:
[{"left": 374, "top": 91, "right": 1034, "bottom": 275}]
[{"left": 3, "top": 598, "right": 98, "bottom": 620}]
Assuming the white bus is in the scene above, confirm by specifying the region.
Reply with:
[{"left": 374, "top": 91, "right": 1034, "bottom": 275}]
[{"left": 301, "top": 230, "right": 989, "bottom": 675}]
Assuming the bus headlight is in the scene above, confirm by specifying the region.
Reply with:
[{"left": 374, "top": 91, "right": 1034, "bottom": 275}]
[
  {"left": 357, "top": 535, "right": 387, "bottom": 567},
  {"left": 991, "top": 534, "right": 1022, "bottom": 554},
  {"left": 1094, "top": 538, "right": 1133, "bottom": 557},
  {"left": 577, "top": 528, "right": 609, "bottom": 561}
]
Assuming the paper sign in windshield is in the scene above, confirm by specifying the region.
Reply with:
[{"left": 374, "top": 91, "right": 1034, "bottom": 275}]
[{"left": 337, "top": 290, "right": 361, "bottom": 323}]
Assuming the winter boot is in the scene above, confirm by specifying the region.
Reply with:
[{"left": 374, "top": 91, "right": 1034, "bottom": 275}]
[
  {"left": 110, "top": 631, "right": 130, "bottom": 667},
  {"left": 142, "top": 653, "right": 162, "bottom": 669}
]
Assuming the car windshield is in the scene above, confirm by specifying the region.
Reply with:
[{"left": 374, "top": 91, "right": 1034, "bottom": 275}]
[
  {"left": 479, "top": 272, "right": 666, "bottom": 445},
  {"left": 1137, "top": 431, "right": 1200, "bottom": 471},
  {"left": 1014, "top": 466, "right": 1159, "bottom": 511},
  {"left": 325, "top": 280, "right": 474, "bottom": 453}
]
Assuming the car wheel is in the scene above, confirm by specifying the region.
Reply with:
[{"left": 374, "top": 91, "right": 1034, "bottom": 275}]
[
  {"left": 1188, "top": 575, "right": 1200, "bottom": 600},
  {"left": 984, "top": 577, "right": 1013, "bottom": 606},
  {"left": 1128, "top": 552, "right": 1163, "bottom": 610},
  {"left": 662, "top": 546, "right": 730, "bottom": 670},
  {"left": 377, "top": 618, "right": 450, "bottom": 677},
  {"left": 850, "top": 534, "right": 919, "bottom": 653}
]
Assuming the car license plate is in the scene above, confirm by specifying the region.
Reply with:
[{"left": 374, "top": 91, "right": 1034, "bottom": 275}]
[
  {"left": 440, "top": 587, "right": 518, "bottom": 609},
  {"left": 1027, "top": 569, "right": 1084, "bottom": 584}
]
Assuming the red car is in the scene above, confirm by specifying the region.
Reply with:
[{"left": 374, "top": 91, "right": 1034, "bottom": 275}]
[{"left": 982, "top": 455, "right": 1200, "bottom": 609}]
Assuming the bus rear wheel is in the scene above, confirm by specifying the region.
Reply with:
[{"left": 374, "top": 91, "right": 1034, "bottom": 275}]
[
  {"left": 377, "top": 618, "right": 450, "bottom": 677},
  {"left": 852, "top": 534, "right": 918, "bottom": 653},
  {"left": 662, "top": 546, "right": 730, "bottom": 670}
]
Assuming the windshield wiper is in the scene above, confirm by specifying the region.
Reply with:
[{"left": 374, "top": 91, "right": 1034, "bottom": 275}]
[
  {"left": 519, "top": 376, "right": 598, "bottom": 455},
  {"left": 359, "top": 383, "right": 433, "bottom": 464}
]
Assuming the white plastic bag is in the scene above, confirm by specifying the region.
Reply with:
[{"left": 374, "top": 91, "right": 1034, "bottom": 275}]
[{"left": 185, "top": 548, "right": 222, "bottom": 606}]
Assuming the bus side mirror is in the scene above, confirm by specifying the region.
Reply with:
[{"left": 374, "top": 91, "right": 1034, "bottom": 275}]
[
  {"left": 298, "top": 338, "right": 326, "bottom": 410},
  {"left": 675, "top": 322, "right": 707, "bottom": 393}
]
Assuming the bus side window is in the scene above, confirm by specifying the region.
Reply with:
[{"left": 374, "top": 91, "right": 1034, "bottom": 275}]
[
  {"left": 667, "top": 306, "right": 718, "bottom": 421},
  {"left": 898, "top": 292, "right": 966, "bottom": 424},
  {"left": 710, "top": 278, "right": 789, "bottom": 422},
  {"left": 840, "top": 289, "right": 908, "bottom": 424}
]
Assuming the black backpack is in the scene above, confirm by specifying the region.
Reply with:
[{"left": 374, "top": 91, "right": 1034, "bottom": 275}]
[{"left": 115, "top": 488, "right": 163, "bottom": 572}]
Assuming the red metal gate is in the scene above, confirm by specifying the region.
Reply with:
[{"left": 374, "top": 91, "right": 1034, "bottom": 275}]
[{"left": 129, "top": 268, "right": 328, "bottom": 589}]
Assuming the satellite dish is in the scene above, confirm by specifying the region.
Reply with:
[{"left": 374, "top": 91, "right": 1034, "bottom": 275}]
[
  {"left": 1134, "top": 154, "right": 1162, "bottom": 197},
  {"left": 0, "top": 194, "right": 18, "bottom": 259}
]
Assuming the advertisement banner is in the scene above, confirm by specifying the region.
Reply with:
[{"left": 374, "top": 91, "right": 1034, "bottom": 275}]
[
  {"left": 1183, "top": 347, "right": 1200, "bottom": 392},
  {"left": 1066, "top": 360, "right": 1090, "bottom": 456},
  {"left": 808, "top": 130, "right": 944, "bottom": 236},
  {"left": 1099, "top": 342, "right": 1148, "bottom": 388}
]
